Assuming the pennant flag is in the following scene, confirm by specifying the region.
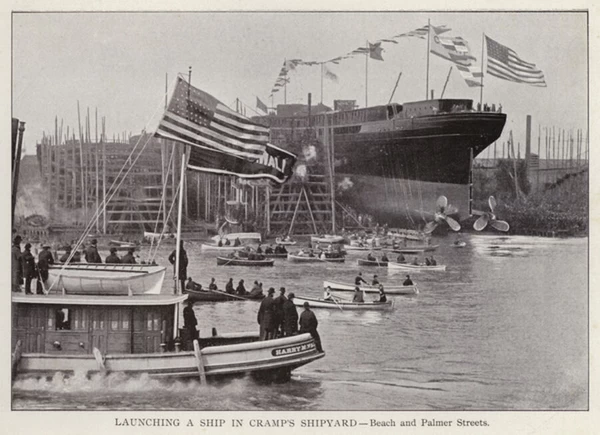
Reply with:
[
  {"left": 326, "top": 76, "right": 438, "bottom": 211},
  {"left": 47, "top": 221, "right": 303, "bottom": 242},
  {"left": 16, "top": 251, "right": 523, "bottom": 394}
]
[
  {"left": 455, "top": 64, "right": 484, "bottom": 87},
  {"left": 429, "top": 26, "right": 482, "bottom": 87},
  {"left": 156, "top": 77, "right": 296, "bottom": 183},
  {"left": 485, "top": 36, "right": 547, "bottom": 87},
  {"left": 324, "top": 65, "right": 338, "bottom": 82},
  {"left": 395, "top": 24, "right": 450, "bottom": 40},
  {"left": 369, "top": 42, "right": 384, "bottom": 61},
  {"left": 256, "top": 97, "right": 268, "bottom": 113}
]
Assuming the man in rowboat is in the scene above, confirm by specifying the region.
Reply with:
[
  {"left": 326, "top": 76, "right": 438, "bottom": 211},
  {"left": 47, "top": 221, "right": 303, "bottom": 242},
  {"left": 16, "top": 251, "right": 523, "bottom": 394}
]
[
  {"left": 299, "top": 302, "right": 323, "bottom": 353},
  {"left": 355, "top": 272, "right": 368, "bottom": 286},
  {"left": 120, "top": 247, "right": 137, "bottom": 264},
  {"left": 274, "top": 287, "right": 287, "bottom": 338},
  {"left": 377, "top": 285, "right": 387, "bottom": 303},
  {"left": 367, "top": 252, "right": 376, "bottom": 262},
  {"left": 208, "top": 278, "right": 217, "bottom": 291},
  {"left": 84, "top": 239, "right": 102, "bottom": 264},
  {"left": 323, "top": 286, "right": 334, "bottom": 301},
  {"left": 353, "top": 286, "right": 365, "bottom": 303},
  {"left": 403, "top": 275, "right": 414, "bottom": 286},
  {"left": 372, "top": 275, "right": 380, "bottom": 286},
  {"left": 225, "top": 278, "right": 235, "bottom": 294},
  {"left": 381, "top": 252, "right": 389, "bottom": 262},
  {"left": 105, "top": 247, "right": 121, "bottom": 264}
]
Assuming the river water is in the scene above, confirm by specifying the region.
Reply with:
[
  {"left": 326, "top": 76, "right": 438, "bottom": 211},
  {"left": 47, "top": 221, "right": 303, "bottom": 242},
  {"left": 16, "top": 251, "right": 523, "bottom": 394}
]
[{"left": 12, "top": 234, "right": 588, "bottom": 410}]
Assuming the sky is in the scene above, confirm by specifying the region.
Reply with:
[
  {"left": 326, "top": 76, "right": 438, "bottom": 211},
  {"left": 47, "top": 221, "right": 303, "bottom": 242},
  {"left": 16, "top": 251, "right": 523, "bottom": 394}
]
[{"left": 12, "top": 11, "right": 588, "bottom": 159}]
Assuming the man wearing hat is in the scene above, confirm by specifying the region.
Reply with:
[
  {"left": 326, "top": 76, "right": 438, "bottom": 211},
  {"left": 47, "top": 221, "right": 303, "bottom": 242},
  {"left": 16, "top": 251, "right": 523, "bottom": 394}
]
[
  {"left": 85, "top": 239, "right": 102, "bottom": 264},
  {"left": 372, "top": 274, "right": 380, "bottom": 286},
  {"left": 299, "top": 302, "right": 323, "bottom": 352},
  {"left": 273, "top": 287, "right": 287, "bottom": 338},
  {"left": 21, "top": 243, "right": 36, "bottom": 294},
  {"left": 120, "top": 247, "right": 137, "bottom": 264},
  {"left": 183, "top": 299, "right": 199, "bottom": 345},
  {"left": 257, "top": 287, "right": 276, "bottom": 340},
  {"left": 37, "top": 243, "right": 55, "bottom": 292},
  {"left": 354, "top": 272, "right": 367, "bottom": 286},
  {"left": 12, "top": 235, "right": 23, "bottom": 292},
  {"left": 403, "top": 274, "right": 414, "bottom": 286},
  {"left": 105, "top": 247, "right": 121, "bottom": 264},
  {"left": 282, "top": 292, "right": 298, "bottom": 337},
  {"left": 168, "top": 241, "right": 188, "bottom": 293}
]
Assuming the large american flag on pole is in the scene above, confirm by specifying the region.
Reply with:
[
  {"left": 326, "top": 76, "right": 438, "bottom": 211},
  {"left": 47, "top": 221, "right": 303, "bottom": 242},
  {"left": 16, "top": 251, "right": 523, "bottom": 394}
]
[
  {"left": 156, "top": 77, "right": 296, "bottom": 183},
  {"left": 485, "top": 36, "right": 547, "bottom": 87}
]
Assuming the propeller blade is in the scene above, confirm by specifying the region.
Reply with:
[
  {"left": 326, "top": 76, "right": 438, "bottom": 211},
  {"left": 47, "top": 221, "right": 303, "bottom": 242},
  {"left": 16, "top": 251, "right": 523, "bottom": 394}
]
[
  {"left": 445, "top": 204, "right": 459, "bottom": 215},
  {"left": 473, "top": 214, "right": 490, "bottom": 231},
  {"left": 423, "top": 221, "right": 438, "bottom": 234},
  {"left": 490, "top": 220, "right": 510, "bottom": 232},
  {"left": 436, "top": 195, "right": 448, "bottom": 210},
  {"left": 488, "top": 196, "right": 497, "bottom": 213},
  {"left": 445, "top": 216, "right": 462, "bottom": 232}
]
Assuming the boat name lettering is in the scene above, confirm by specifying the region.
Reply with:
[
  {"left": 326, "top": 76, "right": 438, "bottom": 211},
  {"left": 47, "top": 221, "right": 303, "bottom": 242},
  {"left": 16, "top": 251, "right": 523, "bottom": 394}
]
[{"left": 272, "top": 342, "right": 315, "bottom": 356}]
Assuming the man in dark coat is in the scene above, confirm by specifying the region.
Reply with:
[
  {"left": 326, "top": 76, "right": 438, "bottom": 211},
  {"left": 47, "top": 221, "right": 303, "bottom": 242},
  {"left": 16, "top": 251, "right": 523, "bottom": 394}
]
[
  {"left": 37, "top": 244, "right": 55, "bottom": 291},
  {"left": 354, "top": 272, "right": 367, "bottom": 286},
  {"left": 282, "top": 293, "right": 299, "bottom": 336},
  {"left": 273, "top": 287, "right": 287, "bottom": 338},
  {"left": 85, "top": 239, "right": 102, "bottom": 264},
  {"left": 236, "top": 279, "right": 247, "bottom": 296},
  {"left": 60, "top": 246, "right": 78, "bottom": 263},
  {"left": 120, "top": 247, "right": 137, "bottom": 264},
  {"left": 183, "top": 300, "right": 199, "bottom": 344},
  {"left": 168, "top": 241, "right": 188, "bottom": 293},
  {"left": 208, "top": 277, "right": 217, "bottom": 291},
  {"left": 403, "top": 274, "right": 414, "bottom": 286},
  {"left": 257, "top": 288, "right": 276, "bottom": 340},
  {"left": 299, "top": 302, "right": 323, "bottom": 352},
  {"left": 225, "top": 278, "right": 235, "bottom": 294},
  {"left": 105, "top": 247, "right": 121, "bottom": 264},
  {"left": 21, "top": 243, "right": 36, "bottom": 294},
  {"left": 12, "top": 235, "right": 23, "bottom": 292}
]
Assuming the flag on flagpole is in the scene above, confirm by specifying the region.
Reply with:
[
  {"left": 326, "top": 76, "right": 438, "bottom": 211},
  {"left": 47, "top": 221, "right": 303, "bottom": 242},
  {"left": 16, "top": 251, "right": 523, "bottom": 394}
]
[
  {"left": 369, "top": 42, "right": 384, "bottom": 61},
  {"left": 485, "top": 36, "right": 547, "bottom": 87},
  {"left": 429, "top": 25, "right": 482, "bottom": 87},
  {"left": 256, "top": 97, "right": 268, "bottom": 113},
  {"left": 156, "top": 77, "right": 296, "bottom": 183},
  {"left": 324, "top": 65, "right": 338, "bottom": 82}
]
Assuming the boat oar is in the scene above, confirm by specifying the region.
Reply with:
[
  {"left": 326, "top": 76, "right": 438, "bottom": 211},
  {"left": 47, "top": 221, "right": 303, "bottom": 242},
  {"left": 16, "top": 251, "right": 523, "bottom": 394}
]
[
  {"left": 329, "top": 296, "right": 344, "bottom": 312},
  {"left": 207, "top": 288, "right": 249, "bottom": 301}
]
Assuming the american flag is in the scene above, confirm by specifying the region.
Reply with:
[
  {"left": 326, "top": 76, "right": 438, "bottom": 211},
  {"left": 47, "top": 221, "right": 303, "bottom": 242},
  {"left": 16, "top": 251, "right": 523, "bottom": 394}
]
[
  {"left": 156, "top": 77, "right": 269, "bottom": 159},
  {"left": 156, "top": 78, "right": 297, "bottom": 183},
  {"left": 485, "top": 36, "right": 546, "bottom": 87}
]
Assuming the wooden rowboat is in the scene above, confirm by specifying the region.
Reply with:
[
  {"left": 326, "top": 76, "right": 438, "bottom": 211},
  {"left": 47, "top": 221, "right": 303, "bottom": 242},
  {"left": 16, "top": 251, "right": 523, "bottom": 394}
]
[
  {"left": 310, "top": 235, "right": 345, "bottom": 244},
  {"left": 275, "top": 237, "right": 297, "bottom": 246},
  {"left": 323, "top": 280, "right": 419, "bottom": 295},
  {"left": 343, "top": 244, "right": 382, "bottom": 251},
  {"left": 47, "top": 264, "right": 166, "bottom": 295},
  {"left": 357, "top": 259, "right": 389, "bottom": 267},
  {"left": 201, "top": 243, "right": 240, "bottom": 252},
  {"left": 292, "top": 295, "right": 394, "bottom": 310},
  {"left": 184, "top": 288, "right": 265, "bottom": 302},
  {"left": 388, "top": 262, "right": 446, "bottom": 272},
  {"left": 287, "top": 254, "right": 345, "bottom": 263},
  {"left": 216, "top": 257, "right": 274, "bottom": 267},
  {"left": 263, "top": 252, "right": 288, "bottom": 259},
  {"left": 389, "top": 244, "right": 439, "bottom": 254}
]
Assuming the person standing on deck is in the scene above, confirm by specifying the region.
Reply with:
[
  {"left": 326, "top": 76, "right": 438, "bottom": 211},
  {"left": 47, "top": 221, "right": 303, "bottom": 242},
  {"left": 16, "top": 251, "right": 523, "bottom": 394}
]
[
  {"left": 183, "top": 300, "right": 199, "bottom": 343},
  {"left": 37, "top": 244, "right": 54, "bottom": 290},
  {"left": 12, "top": 235, "right": 23, "bottom": 292},
  {"left": 85, "top": 239, "right": 102, "bottom": 264},
  {"left": 257, "top": 288, "right": 276, "bottom": 340},
  {"left": 120, "top": 247, "right": 137, "bottom": 264},
  {"left": 168, "top": 241, "right": 188, "bottom": 293},
  {"left": 105, "top": 247, "right": 121, "bottom": 264},
  {"left": 225, "top": 278, "right": 235, "bottom": 294},
  {"left": 21, "top": 243, "right": 36, "bottom": 294},
  {"left": 299, "top": 302, "right": 323, "bottom": 352},
  {"left": 282, "top": 293, "right": 299, "bottom": 336},
  {"left": 274, "top": 287, "right": 287, "bottom": 337}
]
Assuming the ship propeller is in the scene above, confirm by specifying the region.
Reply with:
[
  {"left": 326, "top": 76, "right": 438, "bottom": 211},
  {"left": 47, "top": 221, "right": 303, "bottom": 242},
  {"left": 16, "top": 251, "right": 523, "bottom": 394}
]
[
  {"left": 423, "top": 195, "right": 461, "bottom": 234},
  {"left": 473, "top": 196, "right": 510, "bottom": 232}
]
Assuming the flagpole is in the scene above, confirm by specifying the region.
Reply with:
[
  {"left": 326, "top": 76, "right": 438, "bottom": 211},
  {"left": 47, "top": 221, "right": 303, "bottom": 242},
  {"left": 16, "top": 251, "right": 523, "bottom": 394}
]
[
  {"left": 479, "top": 33, "right": 485, "bottom": 109},
  {"left": 365, "top": 40, "right": 369, "bottom": 107},
  {"left": 321, "top": 63, "right": 324, "bottom": 104},
  {"left": 284, "top": 59, "right": 287, "bottom": 104},
  {"left": 426, "top": 19, "right": 431, "bottom": 100}
]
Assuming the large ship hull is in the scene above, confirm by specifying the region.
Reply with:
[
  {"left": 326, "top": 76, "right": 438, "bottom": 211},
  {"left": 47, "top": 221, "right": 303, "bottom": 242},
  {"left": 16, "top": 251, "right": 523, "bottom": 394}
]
[{"left": 258, "top": 100, "right": 506, "bottom": 227}]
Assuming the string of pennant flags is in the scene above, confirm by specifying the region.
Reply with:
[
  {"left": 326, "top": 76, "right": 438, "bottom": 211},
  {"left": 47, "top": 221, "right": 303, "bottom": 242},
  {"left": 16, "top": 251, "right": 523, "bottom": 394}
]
[{"left": 264, "top": 23, "right": 546, "bottom": 108}]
